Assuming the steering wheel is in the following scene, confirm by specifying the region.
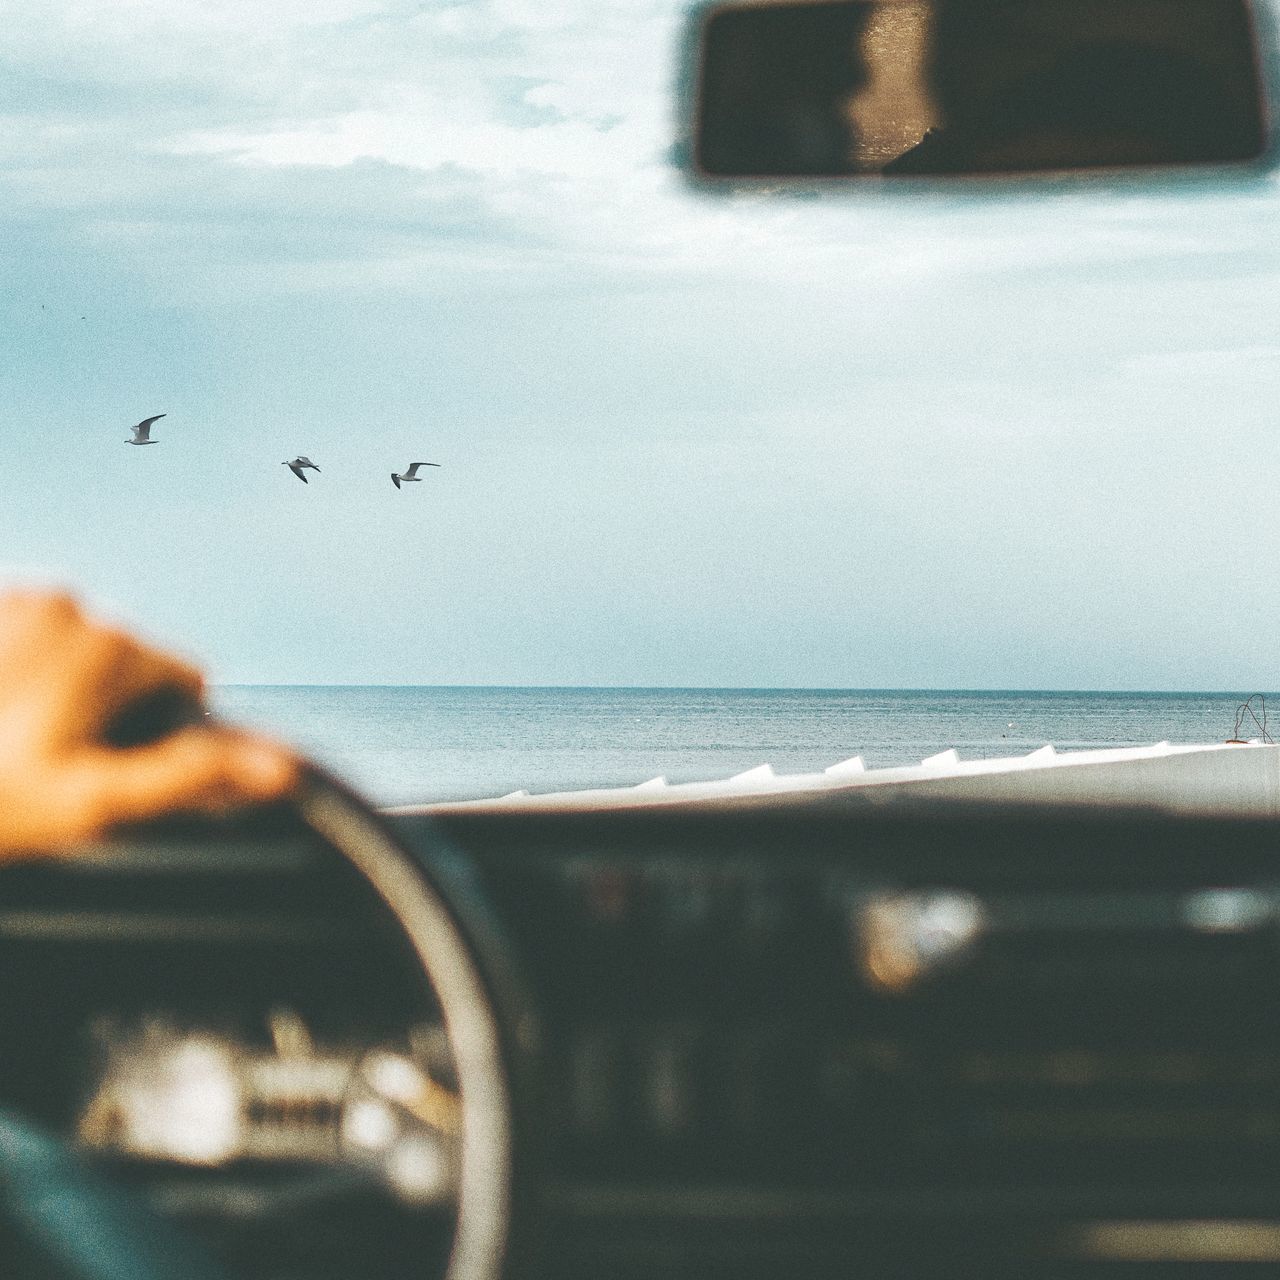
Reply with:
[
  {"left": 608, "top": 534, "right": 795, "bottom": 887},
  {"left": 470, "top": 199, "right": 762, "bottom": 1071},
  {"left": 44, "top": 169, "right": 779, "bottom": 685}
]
[{"left": 0, "top": 736, "right": 522, "bottom": 1280}]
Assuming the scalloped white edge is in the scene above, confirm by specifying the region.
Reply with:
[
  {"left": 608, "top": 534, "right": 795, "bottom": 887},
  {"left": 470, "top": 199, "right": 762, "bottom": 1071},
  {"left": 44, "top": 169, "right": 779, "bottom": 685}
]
[{"left": 392, "top": 740, "right": 1280, "bottom": 818}]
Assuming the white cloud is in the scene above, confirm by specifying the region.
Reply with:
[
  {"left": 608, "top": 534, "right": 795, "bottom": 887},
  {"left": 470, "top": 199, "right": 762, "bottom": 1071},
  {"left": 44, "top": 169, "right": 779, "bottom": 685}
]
[
  {"left": 3, "top": 1, "right": 1280, "bottom": 302},
  {"left": 1124, "top": 344, "right": 1280, "bottom": 375}
]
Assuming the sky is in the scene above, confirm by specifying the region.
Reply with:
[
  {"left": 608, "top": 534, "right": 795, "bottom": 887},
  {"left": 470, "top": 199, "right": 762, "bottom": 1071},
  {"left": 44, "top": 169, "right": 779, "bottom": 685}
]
[{"left": 3, "top": 0, "right": 1280, "bottom": 688}]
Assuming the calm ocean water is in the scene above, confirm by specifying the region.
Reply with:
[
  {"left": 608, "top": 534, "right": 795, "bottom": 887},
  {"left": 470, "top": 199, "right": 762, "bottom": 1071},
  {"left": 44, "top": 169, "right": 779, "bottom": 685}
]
[{"left": 211, "top": 687, "right": 1275, "bottom": 808}]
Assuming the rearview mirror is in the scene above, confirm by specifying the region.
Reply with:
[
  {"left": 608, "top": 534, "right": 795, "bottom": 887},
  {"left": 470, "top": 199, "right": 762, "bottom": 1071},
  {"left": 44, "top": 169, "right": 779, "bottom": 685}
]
[{"left": 689, "top": 0, "right": 1270, "bottom": 178}]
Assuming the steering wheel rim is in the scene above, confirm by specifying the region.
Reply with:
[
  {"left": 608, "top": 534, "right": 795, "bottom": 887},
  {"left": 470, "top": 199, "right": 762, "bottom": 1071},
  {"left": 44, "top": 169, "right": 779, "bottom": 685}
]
[
  {"left": 296, "top": 767, "right": 517, "bottom": 1280},
  {"left": 0, "top": 765, "right": 521, "bottom": 1280}
]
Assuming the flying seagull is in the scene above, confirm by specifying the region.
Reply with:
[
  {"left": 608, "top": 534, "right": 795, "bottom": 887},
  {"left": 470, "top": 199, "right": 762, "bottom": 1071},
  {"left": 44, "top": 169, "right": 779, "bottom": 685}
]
[
  {"left": 126, "top": 414, "right": 165, "bottom": 446},
  {"left": 284, "top": 456, "right": 320, "bottom": 483},
  {"left": 391, "top": 462, "right": 441, "bottom": 490}
]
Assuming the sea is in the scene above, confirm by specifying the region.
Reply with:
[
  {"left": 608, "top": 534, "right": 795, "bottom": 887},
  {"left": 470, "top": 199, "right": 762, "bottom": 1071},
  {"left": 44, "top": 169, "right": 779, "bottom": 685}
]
[{"left": 210, "top": 687, "right": 1276, "bottom": 809}]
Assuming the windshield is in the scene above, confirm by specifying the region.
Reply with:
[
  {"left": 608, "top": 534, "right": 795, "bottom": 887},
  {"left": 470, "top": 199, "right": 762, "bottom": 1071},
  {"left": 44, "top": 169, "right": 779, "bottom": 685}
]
[{"left": 4, "top": 2, "right": 1277, "bottom": 803}]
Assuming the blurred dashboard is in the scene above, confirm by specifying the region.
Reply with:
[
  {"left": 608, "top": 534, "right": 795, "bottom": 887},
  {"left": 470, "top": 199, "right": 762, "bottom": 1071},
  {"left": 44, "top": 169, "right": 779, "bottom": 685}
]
[
  {"left": 434, "top": 800, "right": 1280, "bottom": 1278},
  {"left": 5, "top": 797, "right": 1280, "bottom": 1277}
]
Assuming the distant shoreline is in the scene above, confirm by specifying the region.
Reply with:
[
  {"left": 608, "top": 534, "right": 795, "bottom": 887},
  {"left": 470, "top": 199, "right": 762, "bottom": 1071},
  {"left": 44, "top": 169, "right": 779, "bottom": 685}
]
[
  {"left": 214, "top": 684, "right": 1276, "bottom": 697},
  {"left": 210, "top": 687, "right": 1262, "bottom": 805}
]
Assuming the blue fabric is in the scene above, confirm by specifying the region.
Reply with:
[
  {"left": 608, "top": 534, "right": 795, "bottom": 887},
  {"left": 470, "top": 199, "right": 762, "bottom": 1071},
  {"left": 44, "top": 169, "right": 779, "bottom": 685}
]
[{"left": 0, "top": 1111, "right": 230, "bottom": 1280}]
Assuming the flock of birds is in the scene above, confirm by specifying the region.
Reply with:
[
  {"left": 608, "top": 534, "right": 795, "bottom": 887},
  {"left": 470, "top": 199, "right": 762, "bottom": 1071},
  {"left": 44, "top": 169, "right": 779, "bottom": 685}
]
[{"left": 126, "top": 415, "right": 442, "bottom": 490}]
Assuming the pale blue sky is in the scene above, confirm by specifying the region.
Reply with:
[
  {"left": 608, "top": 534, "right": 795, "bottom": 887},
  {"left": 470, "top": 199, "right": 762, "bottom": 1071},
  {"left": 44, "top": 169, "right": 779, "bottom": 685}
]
[{"left": 3, "top": 1, "right": 1280, "bottom": 688}]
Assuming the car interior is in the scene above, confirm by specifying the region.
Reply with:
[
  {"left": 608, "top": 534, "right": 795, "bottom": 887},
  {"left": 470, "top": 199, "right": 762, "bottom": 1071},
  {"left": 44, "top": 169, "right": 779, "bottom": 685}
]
[{"left": 4, "top": 1, "right": 1280, "bottom": 1277}]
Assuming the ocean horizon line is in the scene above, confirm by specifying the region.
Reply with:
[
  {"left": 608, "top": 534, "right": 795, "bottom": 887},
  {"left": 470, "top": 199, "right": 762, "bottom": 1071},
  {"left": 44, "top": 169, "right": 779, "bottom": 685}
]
[
  {"left": 213, "top": 684, "right": 1278, "bottom": 697},
  {"left": 210, "top": 685, "right": 1268, "bottom": 804}
]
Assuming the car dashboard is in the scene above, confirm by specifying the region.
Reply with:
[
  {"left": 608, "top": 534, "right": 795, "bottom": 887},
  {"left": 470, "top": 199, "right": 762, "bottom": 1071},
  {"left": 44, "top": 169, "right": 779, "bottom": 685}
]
[
  {"left": 4, "top": 797, "right": 1280, "bottom": 1278},
  {"left": 0, "top": 820, "right": 458, "bottom": 1279}
]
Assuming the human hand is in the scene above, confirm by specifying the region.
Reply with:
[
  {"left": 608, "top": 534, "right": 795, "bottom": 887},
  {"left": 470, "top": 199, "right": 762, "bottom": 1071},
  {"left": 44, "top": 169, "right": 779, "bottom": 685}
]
[{"left": 0, "top": 591, "right": 298, "bottom": 857}]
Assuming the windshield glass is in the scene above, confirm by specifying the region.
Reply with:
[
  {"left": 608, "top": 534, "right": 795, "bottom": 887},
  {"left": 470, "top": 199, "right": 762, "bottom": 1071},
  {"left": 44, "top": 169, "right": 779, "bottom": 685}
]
[{"left": 5, "top": 2, "right": 1277, "bottom": 803}]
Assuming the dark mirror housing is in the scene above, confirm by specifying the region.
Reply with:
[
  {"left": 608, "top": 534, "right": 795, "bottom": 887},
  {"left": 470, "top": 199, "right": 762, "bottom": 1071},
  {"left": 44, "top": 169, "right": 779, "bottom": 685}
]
[{"left": 689, "top": 0, "right": 1271, "bottom": 179}]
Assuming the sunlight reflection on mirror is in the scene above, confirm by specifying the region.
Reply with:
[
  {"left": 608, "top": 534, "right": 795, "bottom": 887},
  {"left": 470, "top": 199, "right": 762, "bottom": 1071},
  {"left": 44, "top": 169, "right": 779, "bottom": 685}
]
[{"left": 844, "top": 2, "right": 940, "bottom": 169}]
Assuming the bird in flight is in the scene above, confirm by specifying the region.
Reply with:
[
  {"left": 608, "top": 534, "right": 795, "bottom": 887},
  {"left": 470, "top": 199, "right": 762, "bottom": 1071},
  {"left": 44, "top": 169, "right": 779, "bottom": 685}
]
[
  {"left": 391, "top": 462, "right": 441, "bottom": 490},
  {"left": 284, "top": 457, "right": 320, "bottom": 483},
  {"left": 126, "top": 415, "right": 165, "bottom": 446}
]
